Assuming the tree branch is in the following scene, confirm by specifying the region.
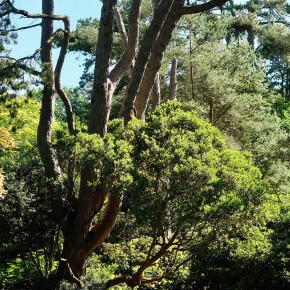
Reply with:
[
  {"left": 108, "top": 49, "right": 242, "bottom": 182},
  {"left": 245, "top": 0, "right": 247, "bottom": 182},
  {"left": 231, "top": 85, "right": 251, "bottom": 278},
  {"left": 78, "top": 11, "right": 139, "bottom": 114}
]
[
  {"left": 54, "top": 16, "right": 75, "bottom": 134},
  {"left": 134, "top": 1, "right": 182, "bottom": 119},
  {"left": 112, "top": 231, "right": 179, "bottom": 288},
  {"left": 113, "top": 6, "right": 128, "bottom": 48},
  {"left": 120, "top": 0, "right": 177, "bottom": 123},
  {"left": 3, "top": 63, "right": 41, "bottom": 76},
  {"left": 6, "top": 0, "right": 69, "bottom": 22},
  {"left": 0, "top": 23, "right": 41, "bottom": 34},
  {"left": 178, "top": 0, "right": 229, "bottom": 15},
  {"left": 84, "top": 192, "right": 123, "bottom": 255},
  {"left": 1, "top": 49, "right": 41, "bottom": 77},
  {"left": 109, "top": 0, "right": 141, "bottom": 85}
]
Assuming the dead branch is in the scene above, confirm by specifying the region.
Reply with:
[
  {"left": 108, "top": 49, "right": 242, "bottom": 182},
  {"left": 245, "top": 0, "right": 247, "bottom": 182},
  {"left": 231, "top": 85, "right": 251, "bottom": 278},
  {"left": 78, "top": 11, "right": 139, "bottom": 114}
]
[{"left": 0, "top": 22, "right": 41, "bottom": 34}]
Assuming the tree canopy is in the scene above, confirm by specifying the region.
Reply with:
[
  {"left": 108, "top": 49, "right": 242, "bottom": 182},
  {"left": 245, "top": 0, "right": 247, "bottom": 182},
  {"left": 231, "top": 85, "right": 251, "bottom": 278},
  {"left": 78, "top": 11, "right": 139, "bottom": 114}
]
[{"left": 1, "top": 0, "right": 290, "bottom": 289}]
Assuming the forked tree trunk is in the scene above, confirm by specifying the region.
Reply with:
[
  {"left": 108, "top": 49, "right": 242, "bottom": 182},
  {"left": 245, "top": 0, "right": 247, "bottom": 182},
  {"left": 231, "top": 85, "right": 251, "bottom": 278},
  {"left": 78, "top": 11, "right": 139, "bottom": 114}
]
[
  {"left": 30, "top": 0, "right": 230, "bottom": 288},
  {"left": 57, "top": 0, "right": 118, "bottom": 284},
  {"left": 55, "top": 0, "right": 142, "bottom": 285},
  {"left": 120, "top": 0, "right": 178, "bottom": 123},
  {"left": 57, "top": 192, "right": 122, "bottom": 288}
]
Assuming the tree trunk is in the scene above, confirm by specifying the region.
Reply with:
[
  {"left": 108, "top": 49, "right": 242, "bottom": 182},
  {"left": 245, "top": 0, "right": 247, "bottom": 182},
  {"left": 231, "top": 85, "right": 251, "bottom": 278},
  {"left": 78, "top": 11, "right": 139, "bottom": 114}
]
[
  {"left": 37, "top": 0, "right": 65, "bottom": 225},
  {"left": 31, "top": 0, "right": 230, "bottom": 287},
  {"left": 152, "top": 73, "right": 161, "bottom": 108},
  {"left": 54, "top": 1, "right": 119, "bottom": 285},
  {"left": 57, "top": 192, "right": 122, "bottom": 286},
  {"left": 120, "top": 0, "right": 177, "bottom": 123},
  {"left": 128, "top": 1, "right": 183, "bottom": 121},
  {"left": 168, "top": 57, "right": 177, "bottom": 100},
  {"left": 89, "top": 0, "right": 117, "bottom": 137},
  {"left": 134, "top": 73, "right": 161, "bottom": 120}
]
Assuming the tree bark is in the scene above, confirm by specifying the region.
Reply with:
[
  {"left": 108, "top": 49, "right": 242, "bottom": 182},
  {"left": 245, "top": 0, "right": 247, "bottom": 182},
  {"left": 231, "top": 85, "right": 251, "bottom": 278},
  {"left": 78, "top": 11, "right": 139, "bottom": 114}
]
[
  {"left": 168, "top": 57, "right": 177, "bottom": 100},
  {"left": 109, "top": 0, "right": 141, "bottom": 85},
  {"left": 89, "top": 0, "right": 117, "bottom": 137},
  {"left": 54, "top": 15, "right": 75, "bottom": 134},
  {"left": 120, "top": 0, "right": 176, "bottom": 123},
  {"left": 133, "top": 2, "right": 183, "bottom": 119},
  {"left": 113, "top": 6, "right": 128, "bottom": 48},
  {"left": 152, "top": 73, "right": 161, "bottom": 108},
  {"left": 37, "top": 0, "right": 65, "bottom": 224}
]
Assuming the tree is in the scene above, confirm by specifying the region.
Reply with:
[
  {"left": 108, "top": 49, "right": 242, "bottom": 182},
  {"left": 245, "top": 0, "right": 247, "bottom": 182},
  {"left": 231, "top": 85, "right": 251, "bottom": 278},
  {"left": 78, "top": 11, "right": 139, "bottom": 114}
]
[
  {"left": 104, "top": 102, "right": 268, "bottom": 288},
  {"left": 0, "top": 0, "right": 29, "bottom": 100},
  {"left": 1, "top": 0, "right": 255, "bottom": 287},
  {"left": 222, "top": 0, "right": 290, "bottom": 100},
  {"left": 0, "top": 96, "right": 59, "bottom": 289}
]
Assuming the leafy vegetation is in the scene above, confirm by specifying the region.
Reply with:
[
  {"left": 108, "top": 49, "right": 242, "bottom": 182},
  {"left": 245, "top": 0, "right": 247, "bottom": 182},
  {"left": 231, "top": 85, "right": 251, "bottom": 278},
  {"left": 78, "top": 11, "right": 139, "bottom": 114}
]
[{"left": 1, "top": 0, "right": 290, "bottom": 289}]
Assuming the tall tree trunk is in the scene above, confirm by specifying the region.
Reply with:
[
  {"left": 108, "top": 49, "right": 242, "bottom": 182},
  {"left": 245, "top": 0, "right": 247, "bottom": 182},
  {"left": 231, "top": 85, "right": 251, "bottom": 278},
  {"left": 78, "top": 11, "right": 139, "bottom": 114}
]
[
  {"left": 126, "top": 1, "right": 183, "bottom": 121},
  {"left": 56, "top": 0, "right": 130, "bottom": 285},
  {"left": 168, "top": 57, "right": 177, "bottom": 100},
  {"left": 120, "top": 0, "right": 177, "bottom": 123},
  {"left": 37, "top": 0, "right": 65, "bottom": 225},
  {"left": 89, "top": 0, "right": 117, "bottom": 137},
  {"left": 134, "top": 72, "right": 161, "bottom": 120},
  {"left": 189, "top": 29, "right": 195, "bottom": 99},
  {"left": 152, "top": 73, "right": 161, "bottom": 108},
  {"left": 133, "top": 4, "right": 183, "bottom": 119}
]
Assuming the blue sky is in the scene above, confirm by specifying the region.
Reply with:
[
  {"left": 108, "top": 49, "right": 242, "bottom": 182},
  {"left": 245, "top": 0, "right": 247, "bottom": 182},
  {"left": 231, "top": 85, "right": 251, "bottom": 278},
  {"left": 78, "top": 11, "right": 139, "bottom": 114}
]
[{"left": 9, "top": 0, "right": 102, "bottom": 87}]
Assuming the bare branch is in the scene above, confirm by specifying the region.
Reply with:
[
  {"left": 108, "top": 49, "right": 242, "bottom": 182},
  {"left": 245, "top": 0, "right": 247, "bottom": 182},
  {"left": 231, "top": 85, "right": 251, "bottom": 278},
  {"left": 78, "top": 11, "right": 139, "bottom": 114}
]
[
  {"left": 0, "top": 23, "right": 41, "bottom": 34},
  {"left": 113, "top": 6, "right": 128, "bottom": 48},
  {"left": 60, "top": 258, "right": 84, "bottom": 288},
  {"left": 6, "top": 0, "right": 69, "bottom": 22},
  {"left": 178, "top": 0, "right": 229, "bottom": 15},
  {"left": 109, "top": 0, "right": 141, "bottom": 85},
  {"left": 54, "top": 16, "right": 75, "bottom": 134}
]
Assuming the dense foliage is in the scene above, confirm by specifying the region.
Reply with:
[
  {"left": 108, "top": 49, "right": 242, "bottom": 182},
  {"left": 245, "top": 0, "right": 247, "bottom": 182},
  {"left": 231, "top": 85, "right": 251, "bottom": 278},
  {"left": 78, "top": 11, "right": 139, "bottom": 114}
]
[{"left": 1, "top": 0, "right": 290, "bottom": 289}]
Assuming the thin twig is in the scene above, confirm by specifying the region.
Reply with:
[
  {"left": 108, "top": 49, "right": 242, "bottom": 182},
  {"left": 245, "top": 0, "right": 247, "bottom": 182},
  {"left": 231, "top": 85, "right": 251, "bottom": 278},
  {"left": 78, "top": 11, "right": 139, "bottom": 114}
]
[{"left": 0, "top": 22, "right": 41, "bottom": 34}]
